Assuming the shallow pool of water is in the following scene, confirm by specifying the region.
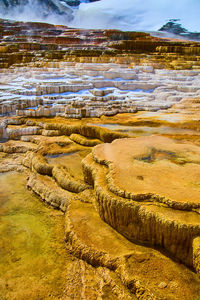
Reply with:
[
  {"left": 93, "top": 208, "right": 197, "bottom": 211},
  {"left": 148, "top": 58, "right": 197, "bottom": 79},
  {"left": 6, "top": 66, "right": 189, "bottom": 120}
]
[
  {"left": 46, "top": 151, "right": 88, "bottom": 180},
  {"left": 0, "top": 172, "right": 71, "bottom": 300},
  {"left": 0, "top": 138, "right": 9, "bottom": 143},
  {"left": 89, "top": 123, "right": 200, "bottom": 137}
]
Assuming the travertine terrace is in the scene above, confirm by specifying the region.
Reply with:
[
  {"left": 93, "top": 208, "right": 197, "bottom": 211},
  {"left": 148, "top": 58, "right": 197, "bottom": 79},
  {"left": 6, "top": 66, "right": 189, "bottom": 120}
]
[
  {"left": 1, "top": 19, "right": 200, "bottom": 300},
  {"left": 1, "top": 62, "right": 200, "bottom": 119},
  {"left": 84, "top": 136, "right": 200, "bottom": 267},
  {"left": 1, "top": 20, "right": 200, "bottom": 119}
]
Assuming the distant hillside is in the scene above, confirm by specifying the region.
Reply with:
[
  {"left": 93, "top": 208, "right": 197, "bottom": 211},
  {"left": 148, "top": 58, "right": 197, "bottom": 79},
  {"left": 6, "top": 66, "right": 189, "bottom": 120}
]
[{"left": 159, "top": 19, "right": 200, "bottom": 41}]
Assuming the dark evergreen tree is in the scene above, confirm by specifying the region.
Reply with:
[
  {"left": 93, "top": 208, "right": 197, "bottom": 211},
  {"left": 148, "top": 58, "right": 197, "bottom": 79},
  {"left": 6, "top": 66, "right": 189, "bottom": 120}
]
[{"left": 159, "top": 19, "right": 188, "bottom": 34}]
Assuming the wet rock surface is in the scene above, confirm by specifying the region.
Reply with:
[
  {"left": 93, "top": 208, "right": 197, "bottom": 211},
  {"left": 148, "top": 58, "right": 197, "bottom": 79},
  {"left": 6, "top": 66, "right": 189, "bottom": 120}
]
[
  {"left": 84, "top": 136, "right": 200, "bottom": 268},
  {"left": 1, "top": 18, "right": 200, "bottom": 300},
  {"left": 1, "top": 114, "right": 200, "bottom": 299}
]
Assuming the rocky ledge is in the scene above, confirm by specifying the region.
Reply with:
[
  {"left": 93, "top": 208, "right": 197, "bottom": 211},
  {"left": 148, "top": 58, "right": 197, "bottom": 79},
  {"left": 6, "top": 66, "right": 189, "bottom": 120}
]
[
  {"left": 0, "top": 19, "right": 200, "bottom": 120},
  {"left": 1, "top": 19, "right": 200, "bottom": 69},
  {"left": 0, "top": 62, "right": 200, "bottom": 118},
  {"left": 82, "top": 136, "right": 200, "bottom": 269},
  {"left": 0, "top": 115, "right": 200, "bottom": 299}
]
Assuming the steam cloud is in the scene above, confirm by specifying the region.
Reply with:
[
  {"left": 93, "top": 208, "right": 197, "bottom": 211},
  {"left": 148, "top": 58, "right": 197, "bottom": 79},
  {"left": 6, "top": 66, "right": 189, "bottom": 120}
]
[
  {"left": 0, "top": 0, "right": 73, "bottom": 25},
  {"left": 71, "top": 0, "right": 200, "bottom": 31},
  {"left": 0, "top": 0, "right": 199, "bottom": 32}
]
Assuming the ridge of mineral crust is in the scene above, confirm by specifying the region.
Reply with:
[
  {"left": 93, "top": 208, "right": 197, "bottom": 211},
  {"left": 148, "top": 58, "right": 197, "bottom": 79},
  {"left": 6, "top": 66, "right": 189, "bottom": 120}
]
[
  {"left": 82, "top": 135, "right": 200, "bottom": 270},
  {"left": 1, "top": 116, "right": 200, "bottom": 299}
]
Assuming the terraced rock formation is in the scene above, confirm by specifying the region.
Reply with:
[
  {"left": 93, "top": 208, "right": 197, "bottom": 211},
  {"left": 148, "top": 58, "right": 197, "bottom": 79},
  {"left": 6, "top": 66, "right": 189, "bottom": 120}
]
[
  {"left": 1, "top": 18, "right": 200, "bottom": 299},
  {"left": 1, "top": 115, "right": 200, "bottom": 299},
  {"left": 82, "top": 136, "right": 200, "bottom": 269},
  {"left": 1, "top": 19, "right": 200, "bottom": 121},
  {"left": 0, "top": 62, "right": 200, "bottom": 118},
  {"left": 1, "top": 19, "right": 200, "bottom": 69}
]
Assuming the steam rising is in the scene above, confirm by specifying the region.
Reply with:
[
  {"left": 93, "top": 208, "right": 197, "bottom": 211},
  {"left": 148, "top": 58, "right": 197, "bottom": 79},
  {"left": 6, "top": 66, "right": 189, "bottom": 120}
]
[
  {"left": 0, "top": 0, "right": 199, "bottom": 32},
  {"left": 71, "top": 0, "right": 200, "bottom": 31},
  {"left": 0, "top": 0, "right": 73, "bottom": 25}
]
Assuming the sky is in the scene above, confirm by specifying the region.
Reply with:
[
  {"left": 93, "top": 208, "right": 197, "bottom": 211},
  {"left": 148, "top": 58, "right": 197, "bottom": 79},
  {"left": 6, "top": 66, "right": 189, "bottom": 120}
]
[
  {"left": 71, "top": 0, "right": 200, "bottom": 31},
  {"left": 0, "top": 0, "right": 200, "bottom": 32}
]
